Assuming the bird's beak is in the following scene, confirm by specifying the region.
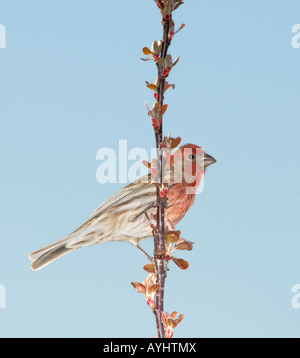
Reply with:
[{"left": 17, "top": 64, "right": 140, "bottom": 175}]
[{"left": 204, "top": 153, "right": 217, "bottom": 168}]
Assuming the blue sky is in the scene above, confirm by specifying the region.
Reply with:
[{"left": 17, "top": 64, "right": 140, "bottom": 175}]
[{"left": 0, "top": 0, "right": 300, "bottom": 338}]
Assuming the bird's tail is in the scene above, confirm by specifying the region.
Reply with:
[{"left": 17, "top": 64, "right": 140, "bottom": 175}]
[{"left": 29, "top": 236, "right": 77, "bottom": 271}]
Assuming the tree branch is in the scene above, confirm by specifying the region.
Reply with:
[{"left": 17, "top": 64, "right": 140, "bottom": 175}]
[
  {"left": 133, "top": 1, "right": 186, "bottom": 338},
  {"left": 153, "top": 18, "right": 171, "bottom": 339}
]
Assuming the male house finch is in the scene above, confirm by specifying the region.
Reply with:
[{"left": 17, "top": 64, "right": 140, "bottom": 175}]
[{"left": 29, "top": 144, "right": 216, "bottom": 270}]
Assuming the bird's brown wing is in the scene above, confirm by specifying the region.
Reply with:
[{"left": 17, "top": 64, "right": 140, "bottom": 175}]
[{"left": 72, "top": 174, "right": 155, "bottom": 233}]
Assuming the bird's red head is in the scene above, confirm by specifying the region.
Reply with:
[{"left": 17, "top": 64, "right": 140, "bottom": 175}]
[{"left": 167, "top": 143, "right": 216, "bottom": 188}]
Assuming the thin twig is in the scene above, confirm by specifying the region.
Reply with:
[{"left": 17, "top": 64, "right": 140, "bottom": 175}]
[{"left": 153, "top": 18, "right": 171, "bottom": 339}]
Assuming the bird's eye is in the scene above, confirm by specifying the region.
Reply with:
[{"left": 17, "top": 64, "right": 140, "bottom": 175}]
[{"left": 188, "top": 154, "right": 196, "bottom": 160}]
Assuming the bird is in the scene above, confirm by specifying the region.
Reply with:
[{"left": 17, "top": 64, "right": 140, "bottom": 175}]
[{"left": 29, "top": 143, "right": 216, "bottom": 270}]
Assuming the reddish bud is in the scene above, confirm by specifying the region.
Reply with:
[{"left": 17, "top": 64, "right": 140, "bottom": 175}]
[
  {"left": 165, "top": 328, "right": 173, "bottom": 338},
  {"left": 162, "top": 69, "right": 169, "bottom": 78},
  {"left": 147, "top": 297, "right": 156, "bottom": 310},
  {"left": 152, "top": 118, "right": 157, "bottom": 129},
  {"left": 168, "top": 31, "right": 174, "bottom": 40},
  {"left": 160, "top": 188, "right": 168, "bottom": 198},
  {"left": 164, "top": 14, "right": 171, "bottom": 22},
  {"left": 162, "top": 66, "right": 172, "bottom": 78},
  {"left": 165, "top": 255, "right": 172, "bottom": 261},
  {"left": 152, "top": 118, "right": 161, "bottom": 131}
]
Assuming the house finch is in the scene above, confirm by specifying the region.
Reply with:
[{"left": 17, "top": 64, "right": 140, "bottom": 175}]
[{"left": 29, "top": 144, "right": 216, "bottom": 270}]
